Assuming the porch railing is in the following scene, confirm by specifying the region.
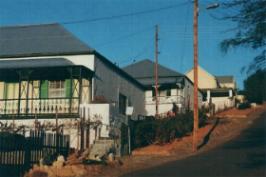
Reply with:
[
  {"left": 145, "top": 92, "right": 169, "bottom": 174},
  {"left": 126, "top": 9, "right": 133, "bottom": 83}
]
[{"left": 0, "top": 98, "right": 80, "bottom": 115}]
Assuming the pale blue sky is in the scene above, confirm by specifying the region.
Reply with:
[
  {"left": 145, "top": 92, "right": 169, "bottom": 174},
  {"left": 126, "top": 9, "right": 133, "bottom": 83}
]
[{"left": 0, "top": 0, "right": 259, "bottom": 89}]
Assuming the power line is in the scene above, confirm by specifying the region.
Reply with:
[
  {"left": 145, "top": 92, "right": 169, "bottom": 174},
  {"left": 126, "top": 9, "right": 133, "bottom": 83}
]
[
  {"left": 95, "top": 26, "right": 154, "bottom": 48},
  {"left": 61, "top": 2, "right": 189, "bottom": 25},
  {"left": 118, "top": 44, "right": 153, "bottom": 66}
]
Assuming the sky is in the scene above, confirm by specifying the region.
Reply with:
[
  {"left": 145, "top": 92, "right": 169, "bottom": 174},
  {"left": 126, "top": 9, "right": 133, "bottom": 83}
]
[{"left": 0, "top": 0, "right": 259, "bottom": 89}]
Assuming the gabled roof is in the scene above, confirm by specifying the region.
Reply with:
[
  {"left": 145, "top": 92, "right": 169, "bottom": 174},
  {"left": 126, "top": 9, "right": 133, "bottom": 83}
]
[
  {"left": 123, "top": 59, "right": 183, "bottom": 79},
  {"left": 0, "top": 23, "right": 94, "bottom": 58},
  {"left": 123, "top": 59, "right": 186, "bottom": 88},
  {"left": 216, "top": 76, "right": 234, "bottom": 84}
]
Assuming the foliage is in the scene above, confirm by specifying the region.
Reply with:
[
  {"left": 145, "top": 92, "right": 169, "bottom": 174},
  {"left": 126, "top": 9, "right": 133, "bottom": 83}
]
[
  {"left": 238, "top": 102, "right": 251, "bottom": 110},
  {"left": 42, "top": 153, "right": 58, "bottom": 165},
  {"left": 220, "top": 0, "right": 266, "bottom": 73},
  {"left": 131, "top": 118, "right": 157, "bottom": 148},
  {"left": 244, "top": 69, "right": 266, "bottom": 104},
  {"left": 130, "top": 111, "right": 207, "bottom": 149}
]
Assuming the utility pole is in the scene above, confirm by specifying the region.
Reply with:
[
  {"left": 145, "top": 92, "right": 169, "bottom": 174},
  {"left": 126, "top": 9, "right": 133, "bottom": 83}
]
[
  {"left": 154, "top": 25, "right": 159, "bottom": 118},
  {"left": 193, "top": 0, "right": 199, "bottom": 152}
]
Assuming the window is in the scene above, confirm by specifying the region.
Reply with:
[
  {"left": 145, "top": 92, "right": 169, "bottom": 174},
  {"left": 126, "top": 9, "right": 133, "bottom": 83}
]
[
  {"left": 152, "top": 89, "right": 171, "bottom": 99},
  {"left": 159, "top": 89, "right": 171, "bottom": 97},
  {"left": 49, "top": 80, "right": 65, "bottom": 98},
  {"left": 166, "top": 89, "right": 171, "bottom": 97},
  {"left": 119, "top": 93, "right": 127, "bottom": 115},
  {"left": 210, "top": 91, "right": 229, "bottom": 97}
]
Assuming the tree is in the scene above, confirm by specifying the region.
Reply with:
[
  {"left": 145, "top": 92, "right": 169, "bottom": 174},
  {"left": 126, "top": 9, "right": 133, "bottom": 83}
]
[
  {"left": 220, "top": 0, "right": 266, "bottom": 73},
  {"left": 244, "top": 69, "right": 266, "bottom": 103}
]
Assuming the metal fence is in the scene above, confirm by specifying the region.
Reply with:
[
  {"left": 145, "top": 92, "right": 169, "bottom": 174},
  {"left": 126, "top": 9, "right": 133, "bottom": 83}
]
[{"left": 0, "top": 130, "right": 70, "bottom": 177}]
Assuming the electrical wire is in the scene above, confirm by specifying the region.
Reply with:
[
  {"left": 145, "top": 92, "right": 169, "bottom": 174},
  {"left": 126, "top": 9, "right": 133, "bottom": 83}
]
[
  {"left": 61, "top": 2, "right": 189, "bottom": 25},
  {"left": 94, "top": 26, "right": 154, "bottom": 48}
]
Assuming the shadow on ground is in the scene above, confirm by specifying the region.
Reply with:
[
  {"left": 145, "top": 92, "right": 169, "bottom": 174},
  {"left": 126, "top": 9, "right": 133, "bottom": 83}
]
[{"left": 197, "top": 118, "right": 220, "bottom": 149}]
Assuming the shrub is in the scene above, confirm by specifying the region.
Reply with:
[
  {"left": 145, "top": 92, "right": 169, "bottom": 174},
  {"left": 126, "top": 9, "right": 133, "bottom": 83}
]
[
  {"left": 238, "top": 102, "right": 251, "bottom": 109},
  {"left": 131, "top": 111, "right": 208, "bottom": 149},
  {"left": 131, "top": 119, "right": 157, "bottom": 148}
]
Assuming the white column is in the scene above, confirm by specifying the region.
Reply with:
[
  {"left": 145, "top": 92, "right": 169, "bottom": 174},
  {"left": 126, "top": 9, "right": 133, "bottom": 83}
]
[
  {"left": 229, "top": 89, "right": 233, "bottom": 97},
  {"left": 207, "top": 90, "right": 211, "bottom": 103}
]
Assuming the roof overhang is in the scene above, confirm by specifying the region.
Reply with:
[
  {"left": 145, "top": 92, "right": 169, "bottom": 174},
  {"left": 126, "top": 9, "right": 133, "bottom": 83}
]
[{"left": 0, "top": 58, "right": 75, "bottom": 69}]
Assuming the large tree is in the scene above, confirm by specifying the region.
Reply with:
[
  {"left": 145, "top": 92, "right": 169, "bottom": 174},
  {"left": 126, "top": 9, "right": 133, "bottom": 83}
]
[
  {"left": 220, "top": 0, "right": 266, "bottom": 73},
  {"left": 244, "top": 69, "right": 266, "bottom": 103}
]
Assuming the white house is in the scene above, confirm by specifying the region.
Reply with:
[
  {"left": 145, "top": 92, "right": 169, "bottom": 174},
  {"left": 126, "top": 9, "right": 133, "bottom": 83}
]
[
  {"left": 0, "top": 23, "right": 145, "bottom": 152},
  {"left": 123, "top": 59, "right": 203, "bottom": 117},
  {"left": 186, "top": 66, "right": 236, "bottom": 113}
]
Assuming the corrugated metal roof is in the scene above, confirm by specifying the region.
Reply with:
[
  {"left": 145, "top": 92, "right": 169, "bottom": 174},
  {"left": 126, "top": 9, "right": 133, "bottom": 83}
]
[
  {"left": 123, "top": 59, "right": 185, "bottom": 87},
  {"left": 216, "top": 76, "right": 234, "bottom": 83},
  {"left": 0, "top": 23, "right": 93, "bottom": 58},
  {"left": 123, "top": 59, "right": 183, "bottom": 78},
  {"left": 0, "top": 58, "right": 74, "bottom": 69}
]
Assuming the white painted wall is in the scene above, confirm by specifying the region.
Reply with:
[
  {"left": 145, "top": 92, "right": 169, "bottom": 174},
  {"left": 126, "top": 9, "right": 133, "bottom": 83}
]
[
  {"left": 219, "top": 82, "right": 236, "bottom": 89},
  {"left": 203, "top": 96, "right": 235, "bottom": 113},
  {"left": 144, "top": 79, "right": 203, "bottom": 116},
  {"left": 80, "top": 103, "right": 110, "bottom": 138},
  {"left": 145, "top": 89, "right": 183, "bottom": 116}
]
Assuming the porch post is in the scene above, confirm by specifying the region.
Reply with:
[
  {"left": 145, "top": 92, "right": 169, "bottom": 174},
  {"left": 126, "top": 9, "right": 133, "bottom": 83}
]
[
  {"left": 69, "top": 67, "right": 73, "bottom": 114},
  {"left": 78, "top": 67, "right": 85, "bottom": 150},
  {"left": 207, "top": 90, "right": 211, "bottom": 103},
  {"left": 25, "top": 71, "right": 32, "bottom": 115},
  {"left": 78, "top": 67, "right": 82, "bottom": 112},
  {"left": 17, "top": 71, "right": 22, "bottom": 116},
  {"left": 229, "top": 89, "right": 233, "bottom": 97},
  {"left": 4, "top": 83, "right": 7, "bottom": 115}
]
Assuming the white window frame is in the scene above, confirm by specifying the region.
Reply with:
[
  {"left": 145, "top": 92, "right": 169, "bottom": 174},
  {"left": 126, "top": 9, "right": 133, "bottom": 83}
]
[{"left": 49, "top": 80, "right": 65, "bottom": 98}]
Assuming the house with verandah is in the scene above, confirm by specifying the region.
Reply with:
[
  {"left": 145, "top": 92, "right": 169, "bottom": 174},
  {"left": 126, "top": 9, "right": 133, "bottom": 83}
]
[
  {"left": 186, "top": 66, "right": 236, "bottom": 113},
  {"left": 123, "top": 59, "right": 203, "bottom": 117},
  {"left": 0, "top": 23, "right": 146, "bottom": 153}
]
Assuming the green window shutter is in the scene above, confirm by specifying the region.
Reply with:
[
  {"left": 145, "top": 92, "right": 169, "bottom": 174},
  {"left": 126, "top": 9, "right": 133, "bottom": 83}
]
[
  {"left": 65, "top": 79, "right": 71, "bottom": 98},
  {"left": 40, "top": 80, "right": 48, "bottom": 98}
]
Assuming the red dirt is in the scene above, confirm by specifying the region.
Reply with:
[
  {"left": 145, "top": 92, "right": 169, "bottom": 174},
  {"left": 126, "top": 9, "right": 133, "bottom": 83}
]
[
  {"left": 132, "top": 123, "right": 212, "bottom": 156},
  {"left": 215, "top": 106, "right": 259, "bottom": 118}
]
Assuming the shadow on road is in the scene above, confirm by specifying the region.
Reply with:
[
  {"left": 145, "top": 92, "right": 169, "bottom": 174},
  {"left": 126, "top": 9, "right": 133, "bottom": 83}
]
[{"left": 197, "top": 118, "right": 220, "bottom": 150}]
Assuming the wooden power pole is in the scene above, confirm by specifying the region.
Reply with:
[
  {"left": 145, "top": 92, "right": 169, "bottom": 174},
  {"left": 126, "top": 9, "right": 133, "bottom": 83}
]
[
  {"left": 193, "top": 0, "right": 199, "bottom": 152},
  {"left": 154, "top": 25, "right": 159, "bottom": 117}
]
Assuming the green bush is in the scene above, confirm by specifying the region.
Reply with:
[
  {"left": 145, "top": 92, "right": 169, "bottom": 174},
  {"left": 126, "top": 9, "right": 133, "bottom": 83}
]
[
  {"left": 238, "top": 102, "right": 251, "bottom": 109},
  {"left": 131, "top": 119, "right": 157, "bottom": 148},
  {"left": 130, "top": 111, "right": 207, "bottom": 149}
]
